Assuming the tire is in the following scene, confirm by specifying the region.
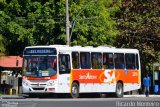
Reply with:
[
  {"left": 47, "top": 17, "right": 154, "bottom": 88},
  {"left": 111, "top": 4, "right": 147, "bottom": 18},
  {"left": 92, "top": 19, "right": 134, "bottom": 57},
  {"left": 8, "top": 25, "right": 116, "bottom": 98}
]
[
  {"left": 115, "top": 82, "right": 123, "bottom": 98},
  {"left": 71, "top": 82, "right": 79, "bottom": 98},
  {"left": 99, "top": 93, "right": 106, "bottom": 98},
  {"left": 28, "top": 93, "right": 36, "bottom": 98}
]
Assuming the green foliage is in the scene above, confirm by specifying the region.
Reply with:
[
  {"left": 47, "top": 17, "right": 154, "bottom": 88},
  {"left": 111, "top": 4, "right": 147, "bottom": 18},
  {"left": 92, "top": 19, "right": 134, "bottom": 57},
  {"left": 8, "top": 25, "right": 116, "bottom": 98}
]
[
  {"left": 0, "top": 0, "right": 120, "bottom": 55},
  {"left": 115, "top": 0, "right": 160, "bottom": 68},
  {"left": 0, "top": 0, "right": 159, "bottom": 69},
  {"left": 0, "top": 34, "right": 7, "bottom": 56},
  {"left": 69, "top": 0, "right": 120, "bottom": 46},
  {"left": 0, "top": 0, "right": 57, "bottom": 54}
]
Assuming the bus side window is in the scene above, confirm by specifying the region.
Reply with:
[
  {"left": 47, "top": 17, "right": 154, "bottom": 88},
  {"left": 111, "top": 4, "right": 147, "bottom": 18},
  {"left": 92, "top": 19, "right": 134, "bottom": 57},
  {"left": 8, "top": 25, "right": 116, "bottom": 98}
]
[
  {"left": 72, "top": 52, "right": 80, "bottom": 69},
  {"left": 125, "top": 53, "right": 135, "bottom": 69},
  {"left": 114, "top": 53, "right": 125, "bottom": 69},
  {"left": 103, "top": 53, "right": 114, "bottom": 69},
  {"left": 136, "top": 54, "right": 139, "bottom": 69},
  {"left": 59, "top": 54, "right": 71, "bottom": 74},
  {"left": 91, "top": 52, "right": 102, "bottom": 69},
  {"left": 80, "top": 52, "right": 91, "bottom": 69}
]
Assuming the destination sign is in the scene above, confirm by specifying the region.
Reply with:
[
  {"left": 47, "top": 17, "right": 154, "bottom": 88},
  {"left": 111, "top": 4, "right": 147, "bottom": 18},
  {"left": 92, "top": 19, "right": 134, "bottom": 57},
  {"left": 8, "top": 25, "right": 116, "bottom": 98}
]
[{"left": 24, "top": 48, "right": 57, "bottom": 55}]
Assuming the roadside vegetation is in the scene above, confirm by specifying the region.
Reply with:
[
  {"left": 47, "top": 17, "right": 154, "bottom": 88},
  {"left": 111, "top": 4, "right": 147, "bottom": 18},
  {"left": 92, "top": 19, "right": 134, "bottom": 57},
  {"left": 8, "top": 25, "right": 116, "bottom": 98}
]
[{"left": 0, "top": 0, "right": 159, "bottom": 68}]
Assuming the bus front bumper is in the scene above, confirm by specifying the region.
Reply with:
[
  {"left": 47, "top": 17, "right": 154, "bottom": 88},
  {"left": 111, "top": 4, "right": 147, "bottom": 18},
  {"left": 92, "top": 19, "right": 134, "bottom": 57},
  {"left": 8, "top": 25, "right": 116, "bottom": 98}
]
[{"left": 22, "top": 86, "right": 56, "bottom": 94}]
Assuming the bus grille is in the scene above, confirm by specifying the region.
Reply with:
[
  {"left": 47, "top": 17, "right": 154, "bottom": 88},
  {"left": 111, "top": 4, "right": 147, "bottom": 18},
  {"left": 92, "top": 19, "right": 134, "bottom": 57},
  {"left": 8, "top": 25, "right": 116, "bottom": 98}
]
[{"left": 32, "top": 88, "right": 45, "bottom": 90}]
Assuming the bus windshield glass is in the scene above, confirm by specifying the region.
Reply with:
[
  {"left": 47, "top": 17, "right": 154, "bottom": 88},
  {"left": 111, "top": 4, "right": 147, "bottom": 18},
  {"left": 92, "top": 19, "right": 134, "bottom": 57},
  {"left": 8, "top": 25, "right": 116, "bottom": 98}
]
[{"left": 22, "top": 56, "right": 57, "bottom": 77}]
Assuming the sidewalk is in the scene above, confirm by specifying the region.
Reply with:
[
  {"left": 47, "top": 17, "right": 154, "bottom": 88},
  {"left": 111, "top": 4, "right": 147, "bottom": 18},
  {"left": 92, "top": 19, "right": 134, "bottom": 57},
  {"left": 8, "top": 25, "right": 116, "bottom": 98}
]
[
  {"left": 1, "top": 94, "right": 160, "bottom": 99},
  {"left": 0, "top": 95, "right": 26, "bottom": 99},
  {"left": 124, "top": 95, "right": 160, "bottom": 98}
]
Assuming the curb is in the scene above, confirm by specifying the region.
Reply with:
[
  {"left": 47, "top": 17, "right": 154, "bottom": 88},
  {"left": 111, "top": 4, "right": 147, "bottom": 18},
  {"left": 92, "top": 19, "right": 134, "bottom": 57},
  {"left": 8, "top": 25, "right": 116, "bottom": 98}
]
[
  {"left": 1, "top": 95, "right": 160, "bottom": 99},
  {"left": 0, "top": 95, "right": 26, "bottom": 99},
  {"left": 124, "top": 95, "right": 160, "bottom": 98}
]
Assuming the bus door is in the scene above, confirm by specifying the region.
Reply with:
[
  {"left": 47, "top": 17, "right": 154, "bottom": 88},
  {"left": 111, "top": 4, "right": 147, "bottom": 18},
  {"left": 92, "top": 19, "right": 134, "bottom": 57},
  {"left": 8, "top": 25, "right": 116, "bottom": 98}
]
[{"left": 58, "top": 52, "right": 71, "bottom": 93}]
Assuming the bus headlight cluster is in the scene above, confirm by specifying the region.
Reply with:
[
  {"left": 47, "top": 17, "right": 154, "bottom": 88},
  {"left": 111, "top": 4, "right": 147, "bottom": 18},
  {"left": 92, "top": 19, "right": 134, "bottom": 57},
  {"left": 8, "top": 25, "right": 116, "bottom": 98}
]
[
  {"left": 47, "top": 81, "right": 54, "bottom": 86},
  {"left": 22, "top": 80, "right": 30, "bottom": 86}
]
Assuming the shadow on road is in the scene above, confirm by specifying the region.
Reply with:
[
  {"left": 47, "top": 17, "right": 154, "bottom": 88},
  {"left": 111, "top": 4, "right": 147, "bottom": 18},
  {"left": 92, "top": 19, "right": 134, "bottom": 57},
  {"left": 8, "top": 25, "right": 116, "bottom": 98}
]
[{"left": 24, "top": 93, "right": 117, "bottom": 99}]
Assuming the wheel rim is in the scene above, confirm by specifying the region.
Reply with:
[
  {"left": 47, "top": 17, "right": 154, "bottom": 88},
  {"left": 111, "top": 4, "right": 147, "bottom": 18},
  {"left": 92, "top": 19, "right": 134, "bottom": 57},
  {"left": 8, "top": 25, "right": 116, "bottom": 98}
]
[
  {"left": 117, "top": 86, "right": 122, "bottom": 95},
  {"left": 72, "top": 86, "right": 78, "bottom": 95}
]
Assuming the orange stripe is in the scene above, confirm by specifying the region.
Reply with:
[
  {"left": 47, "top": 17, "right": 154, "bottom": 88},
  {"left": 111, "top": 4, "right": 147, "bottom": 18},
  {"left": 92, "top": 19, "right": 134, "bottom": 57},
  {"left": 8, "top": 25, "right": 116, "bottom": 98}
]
[
  {"left": 116, "top": 70, "right": 139, "bottom": 83},
  {"left": 71, "top": 69, "right": 139, "bottom": 84},
  {"left": 26, "top": 74, "right": 57, "bottom": 80}
]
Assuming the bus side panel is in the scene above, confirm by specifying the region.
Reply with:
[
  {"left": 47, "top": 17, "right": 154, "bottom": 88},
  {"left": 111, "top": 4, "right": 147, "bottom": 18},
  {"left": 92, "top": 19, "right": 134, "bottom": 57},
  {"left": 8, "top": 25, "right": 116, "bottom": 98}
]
[
  {"left": 115, "top": 69, "right": 141, "bottom": 92},
  {"left": 79, "top": 83, "right": 116, "bottom": 93},
  {"left": 123, "top": 83, "right": 141, "bottom": 92},
  {"left": 71, "top": 69, "right": 141, "bottom": 93},
  {"left": 71, "top": 69, "right": 117, "bottom": 93},
  {"left": 115, "top": 70, "right": 140, "bottom": 83},
  {"left": 57, "top": 74, "right": 70, "bottom": 93}
]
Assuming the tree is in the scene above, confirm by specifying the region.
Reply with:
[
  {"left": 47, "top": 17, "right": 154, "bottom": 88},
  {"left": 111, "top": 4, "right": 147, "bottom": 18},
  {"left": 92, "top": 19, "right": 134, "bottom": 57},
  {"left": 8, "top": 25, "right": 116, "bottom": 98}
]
[
  {"left": 0, "top": 0, "right": 56, "bottom": 55},
  {"left": 0, "top": 34, "right": 7, "bottom": 56},
  {"left": 0, "top": 0, "right": 121, "bottom": 55},
  {"left": 0, "top": 0, "right": 35, "bottom": 55},
  {"left": 115, "top": 0, "right": 160, "bottom": 70},
  {"left": 68, "top": 0, "right": 121, "bottom": 46},
  {"left": 0, "top": 0, "right": 8, "bottom": 55}
]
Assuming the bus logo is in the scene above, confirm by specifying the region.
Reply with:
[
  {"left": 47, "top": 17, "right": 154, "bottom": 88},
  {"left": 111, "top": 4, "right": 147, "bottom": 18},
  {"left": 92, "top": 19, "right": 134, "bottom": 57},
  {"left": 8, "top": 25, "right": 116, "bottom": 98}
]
[
  {"left": 79, "top": 72, "right": 97, "bottom": 80},
  {"left": 99, "top": 70, "right": 120, "bottom": 84}
]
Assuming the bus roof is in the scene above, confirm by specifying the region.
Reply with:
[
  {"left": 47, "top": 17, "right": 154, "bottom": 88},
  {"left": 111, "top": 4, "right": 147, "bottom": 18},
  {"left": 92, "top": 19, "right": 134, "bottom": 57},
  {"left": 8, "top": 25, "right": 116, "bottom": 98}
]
[{"left": 24, "top": 45, "right": 139, "bottom": 54}]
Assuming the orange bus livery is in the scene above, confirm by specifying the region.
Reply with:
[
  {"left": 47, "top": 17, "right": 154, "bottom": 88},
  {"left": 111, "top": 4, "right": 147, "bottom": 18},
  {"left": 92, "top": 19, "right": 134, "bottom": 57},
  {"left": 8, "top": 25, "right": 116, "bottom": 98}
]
[{"left": 22, "top": 45, "right": 141, "bottom": 98}]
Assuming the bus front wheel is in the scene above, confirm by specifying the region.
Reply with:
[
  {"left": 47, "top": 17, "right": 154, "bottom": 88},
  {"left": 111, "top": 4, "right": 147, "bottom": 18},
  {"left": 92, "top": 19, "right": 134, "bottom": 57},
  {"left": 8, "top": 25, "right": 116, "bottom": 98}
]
[
  {"left": 71, "top": 82, "right": 79, "bottom": 98},
  {"left": 115, "top": 82, "right": 123, "bottom": 98}
]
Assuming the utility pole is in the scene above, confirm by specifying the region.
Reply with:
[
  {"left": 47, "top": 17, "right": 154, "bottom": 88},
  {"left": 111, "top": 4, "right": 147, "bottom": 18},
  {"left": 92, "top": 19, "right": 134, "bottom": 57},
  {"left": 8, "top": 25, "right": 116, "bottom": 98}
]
[{"left": 66, "top": 0, "right": 70, "bottom": 45}]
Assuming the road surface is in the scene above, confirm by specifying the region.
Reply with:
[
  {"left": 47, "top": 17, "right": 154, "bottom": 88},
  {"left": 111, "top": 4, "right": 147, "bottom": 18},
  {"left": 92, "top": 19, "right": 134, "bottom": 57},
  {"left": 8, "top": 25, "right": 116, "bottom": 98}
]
[{"left": 1, "top": 95, "right": 160, "bottom": 107}]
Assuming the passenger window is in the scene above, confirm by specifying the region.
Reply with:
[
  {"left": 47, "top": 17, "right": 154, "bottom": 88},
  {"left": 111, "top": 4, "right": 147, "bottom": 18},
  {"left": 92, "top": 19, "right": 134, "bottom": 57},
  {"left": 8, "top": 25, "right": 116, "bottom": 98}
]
[
  {"left": 103, "top": 53, "right": 114, "bottom": 69},
  {"left": 91, "top": 52, "right": 102, "bottom": 69},
  {"left": 125, "top": 54, "right": 135, "bottom": 69},
  {"left": 114, "top": 53, "right": 125, "bottom": 69},
  {"left": 59, "top": 54, "right": 71, "bottom": 74},
  {"left": 80, "top": 52, "right": 91, "bottom": 69},
  {"left": 72, "top": 52, "right": 80, "bottom": 69},
  {"left": 136, "top": 54, "right": 139, "bottom": 69}
]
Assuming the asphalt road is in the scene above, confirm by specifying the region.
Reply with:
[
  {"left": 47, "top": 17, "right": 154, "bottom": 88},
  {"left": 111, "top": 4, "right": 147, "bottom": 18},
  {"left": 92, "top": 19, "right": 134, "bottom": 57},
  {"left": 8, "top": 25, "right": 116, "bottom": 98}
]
[{"left": 1, "top": 96, "right": 160, "bottom": 107}]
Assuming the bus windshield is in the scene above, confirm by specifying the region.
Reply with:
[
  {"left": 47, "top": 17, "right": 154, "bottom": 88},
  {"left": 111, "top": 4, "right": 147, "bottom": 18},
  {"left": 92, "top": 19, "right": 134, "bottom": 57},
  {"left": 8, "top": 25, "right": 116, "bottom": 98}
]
[{"left": 22, "top": 56, "right": 57, "bottom": 77}]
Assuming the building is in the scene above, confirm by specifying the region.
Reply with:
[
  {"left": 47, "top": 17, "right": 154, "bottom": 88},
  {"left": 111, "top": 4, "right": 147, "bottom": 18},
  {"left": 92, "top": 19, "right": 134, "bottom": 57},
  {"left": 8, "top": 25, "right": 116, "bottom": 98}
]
[{"left": 0, "top": 56, "right": 22, "bottom": 94}]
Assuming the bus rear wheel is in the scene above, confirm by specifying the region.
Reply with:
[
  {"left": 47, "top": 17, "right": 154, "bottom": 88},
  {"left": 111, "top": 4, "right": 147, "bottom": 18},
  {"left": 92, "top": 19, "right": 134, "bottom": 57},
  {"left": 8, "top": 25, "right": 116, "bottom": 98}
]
[
  {"left": 115, "top": 82, "right": 123, "bottom": 98},
  {"left": 71, "top": 82, "right": 79, "bottom": 98}
]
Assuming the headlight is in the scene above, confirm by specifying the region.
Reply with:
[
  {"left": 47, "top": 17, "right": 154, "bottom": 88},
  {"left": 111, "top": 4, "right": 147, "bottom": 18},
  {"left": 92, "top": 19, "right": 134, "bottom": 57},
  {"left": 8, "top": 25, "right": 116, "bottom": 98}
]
[
  {"left": 22, "top": 80, "right": 30, "bottom": 86},
  {"left": 47, "top": 81, "right": 54, "bottom": 86}
]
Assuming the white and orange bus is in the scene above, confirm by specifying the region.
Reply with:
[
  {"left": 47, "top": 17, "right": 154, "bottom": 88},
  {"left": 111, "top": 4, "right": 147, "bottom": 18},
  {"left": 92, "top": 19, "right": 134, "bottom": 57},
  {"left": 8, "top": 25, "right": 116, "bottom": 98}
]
[{"left": 22, "top": 45, "right": 141, "bottom": 98}]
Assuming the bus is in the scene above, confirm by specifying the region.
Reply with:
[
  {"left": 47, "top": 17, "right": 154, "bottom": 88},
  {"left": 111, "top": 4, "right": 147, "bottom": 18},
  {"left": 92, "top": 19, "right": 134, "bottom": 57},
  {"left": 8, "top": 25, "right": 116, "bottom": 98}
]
[{"left": 22, "top": 45, "right": 141, "bottom": 98}]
